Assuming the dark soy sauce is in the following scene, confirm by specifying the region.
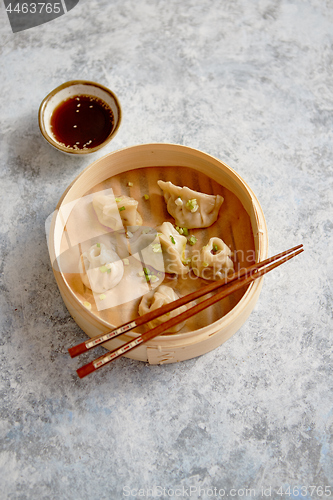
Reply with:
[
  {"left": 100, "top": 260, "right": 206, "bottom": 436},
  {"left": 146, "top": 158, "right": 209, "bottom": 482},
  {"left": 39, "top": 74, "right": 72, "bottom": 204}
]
[{"left": 50, "top": 95, "right": 114, "bottom": 150}]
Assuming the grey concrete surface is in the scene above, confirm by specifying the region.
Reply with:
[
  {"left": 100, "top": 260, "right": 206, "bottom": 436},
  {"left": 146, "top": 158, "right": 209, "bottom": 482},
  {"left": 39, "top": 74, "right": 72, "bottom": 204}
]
[{"left": 0, "top": 0, "right": 332, "bottom": 498}]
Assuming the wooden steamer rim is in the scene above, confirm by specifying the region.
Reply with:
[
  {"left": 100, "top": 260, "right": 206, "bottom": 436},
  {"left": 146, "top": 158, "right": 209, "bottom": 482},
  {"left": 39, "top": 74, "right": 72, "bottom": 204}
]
[{"left": 48, "top": 143, "right": 268, "bottom": 364}]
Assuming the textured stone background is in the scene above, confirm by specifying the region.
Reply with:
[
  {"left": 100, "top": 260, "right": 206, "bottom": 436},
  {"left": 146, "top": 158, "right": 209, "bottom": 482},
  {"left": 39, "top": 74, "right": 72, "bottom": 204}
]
[{"left": 0, "top": 0, "right": 332, "bottom": 498}]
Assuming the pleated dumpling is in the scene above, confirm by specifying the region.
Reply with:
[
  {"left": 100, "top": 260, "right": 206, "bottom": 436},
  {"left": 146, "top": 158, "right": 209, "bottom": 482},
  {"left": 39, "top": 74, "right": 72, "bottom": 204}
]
[
  {"left": 79, "top": 242, "right": 124, "bottom": 293},
  {"left": 138, "top": 285, "right": 188, "bottom": 333},
  {"left": 93, "top": 193, "right": 142, "bottom": 230},
  {"left": 157, "top": 222, "right": 189, "bottom": 275},
  {"left": 157, "top": 180, "right": 224, "bottom": 229},
  {"left": 114, "top": 195, "right": 143, "bottom": 227},
  {"left": 191, "top": 237, "right": 234, "bottom": 280}
]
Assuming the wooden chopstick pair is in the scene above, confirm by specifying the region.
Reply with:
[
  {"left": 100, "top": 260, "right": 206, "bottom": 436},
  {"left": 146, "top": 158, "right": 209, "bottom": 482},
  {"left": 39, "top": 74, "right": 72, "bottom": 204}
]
[{"left": 69, "top": 244, "right": 303, "bottom": 378}]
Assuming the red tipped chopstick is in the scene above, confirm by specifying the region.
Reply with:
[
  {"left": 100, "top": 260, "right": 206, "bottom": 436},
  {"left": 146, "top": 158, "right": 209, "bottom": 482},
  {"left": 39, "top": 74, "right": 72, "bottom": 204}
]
[
  {"left": 69, "top": 244, "right": 303, "bottom": 358},
  {"left": 71, "top": 244, "right": 303, "bottom": 378}
]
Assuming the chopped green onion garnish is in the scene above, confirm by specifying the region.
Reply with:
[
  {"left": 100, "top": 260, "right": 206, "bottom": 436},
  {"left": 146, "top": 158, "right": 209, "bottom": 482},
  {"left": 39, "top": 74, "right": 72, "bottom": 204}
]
[
  {"left": 99, "top": 265, "right": 108, "bottom": 273},
  {"left": 115, "top": 197, "right": 122, "bottom": 202},
  {"left": 176, "top": 226, "right": 189, "bottom": 236},
  {"left": 107, "top": 268, "right": 111, "bottom": 274},
  {"left": 142, "top": 267, "right": 155, "bottom": 282},
  {"left": 119, "top": 206, "right": 126, "bottom": 211},
  {"left": 96, "top": 243, "right": 100, "bottom": 248},
  {"left": 151, "top": 243, "right": 162, "bottom": 253},
  {"left": 143, "top": 194, "right": 150, "bottom": 200},
  {"left": 123, "top": 258, "right": 129, "bottom": 265},
  {"left": 186, "top": 198, "right": 199, "bottom": 212},
  {"left": 175, "top": 197, "right": 183, "bottom": 206},
  {"left": 83, "top": 301, "right": 92, "bottom": 310},
  {"left": 188, "top": 235, "right": 197, "bottom": 246},
  {"left": 213, "top": 244, "right": 219, "bottom": 253},
  {"left": 170, "top": 235, "right": 176, "bottom": 244},
  {"left": 202, "top": 262, "right": 209, "bottom": 267},
  {"left": 99, "top": 294, "right": 106, "bottom": 301}
]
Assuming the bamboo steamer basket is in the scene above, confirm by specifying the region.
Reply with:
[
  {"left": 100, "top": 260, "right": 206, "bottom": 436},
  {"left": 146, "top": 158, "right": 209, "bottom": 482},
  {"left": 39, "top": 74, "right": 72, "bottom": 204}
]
[{"left": 48, "top": 143, "right": 268, "bottom": 364}]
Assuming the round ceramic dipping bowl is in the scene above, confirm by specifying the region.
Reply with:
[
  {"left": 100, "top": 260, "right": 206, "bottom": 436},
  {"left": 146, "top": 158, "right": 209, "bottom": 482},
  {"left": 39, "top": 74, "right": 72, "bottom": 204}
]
[
  {"left": 39, "top": 80, "right": 122, "bottom": 154},
  {"left": 47, "top": 144, "right": 268, "bottom": 364}
]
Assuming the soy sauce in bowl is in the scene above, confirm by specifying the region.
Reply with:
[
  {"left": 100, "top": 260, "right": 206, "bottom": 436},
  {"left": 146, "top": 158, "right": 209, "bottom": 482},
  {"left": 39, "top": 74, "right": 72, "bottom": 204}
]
[
  {"left": 39, "top": 80, "right": 122, "bottom": 154},
  {"left": 50, "top": 95, "right": 114, "bottom": 150}
]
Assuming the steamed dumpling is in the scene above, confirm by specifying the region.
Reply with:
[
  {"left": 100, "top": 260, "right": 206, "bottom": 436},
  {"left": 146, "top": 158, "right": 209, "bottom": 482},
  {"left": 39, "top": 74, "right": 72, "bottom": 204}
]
[
  {"left": 79, "top": 242, "right": 124, "bottom": 293},
  {"left": 191, "top": 237, "right": 234, "bottom": 280},
  {"left": 93, "top": 193, "right": 142, "bottom": 230},
  {"left": 114, "top": 195, "right": 143, "bottom": 227},
  {"left": 157, "top": 180, "right": 224, "bottom": 229},
  {"left": 126, "top": 227, "right": 165, "bottom": 274},
  {"left": 138, "top": 285, "right": 188, "bottom": 333},
  {"left": 157, "top": 222, "right": 189, "bottom": 275},
  {"left": 92, "top": 194, "right": 122, "bottom": 230}
]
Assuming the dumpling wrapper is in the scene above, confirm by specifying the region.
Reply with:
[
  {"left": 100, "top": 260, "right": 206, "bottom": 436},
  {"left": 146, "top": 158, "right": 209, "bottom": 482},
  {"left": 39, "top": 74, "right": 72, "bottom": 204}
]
[
  {"left": 115, "top": 195, "right": 143, "bottom": 227},
  {"left": 157, "top": 180, "right": 224, "bottom": 229},
  {"left": 126, "top": 227, "right": 165, "bottom": 274},
  {"left": 57, "top": 192, "right": 118, "bottom": 249},
  {"left": 126, "top": 223, "right": 188, "bottom": 276},
  {"left": 126, "top": 227, "right": 157, "bottom": 255},
  {"left": 138, "top": 285, "right": 189, "bottom": 333},
  {"left": 191, "top": 237, "right": 234, "bottom": 280},
  {"left": 91, "top": 254, "right": 163, "bottom": 312},
  {"left": 79, "top": 242, "right": 124, "bottom": 294},
  {"left": 157, "top": 222, "right": 189, "bottom": 275},
  {"left": 93, "top": 193, "right": 142, "bottom": 230}
]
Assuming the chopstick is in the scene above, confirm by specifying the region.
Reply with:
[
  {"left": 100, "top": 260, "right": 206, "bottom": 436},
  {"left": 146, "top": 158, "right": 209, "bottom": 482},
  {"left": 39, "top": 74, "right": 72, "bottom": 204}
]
[
  {"left": 71, "top": 244, "right": 303, "bottom": 359},
  {"left": 69, "top": 244, "right": 303, "bottom": 358},
  {"left": 72, "top": 244, "right": 303, "bottom": 378}
]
